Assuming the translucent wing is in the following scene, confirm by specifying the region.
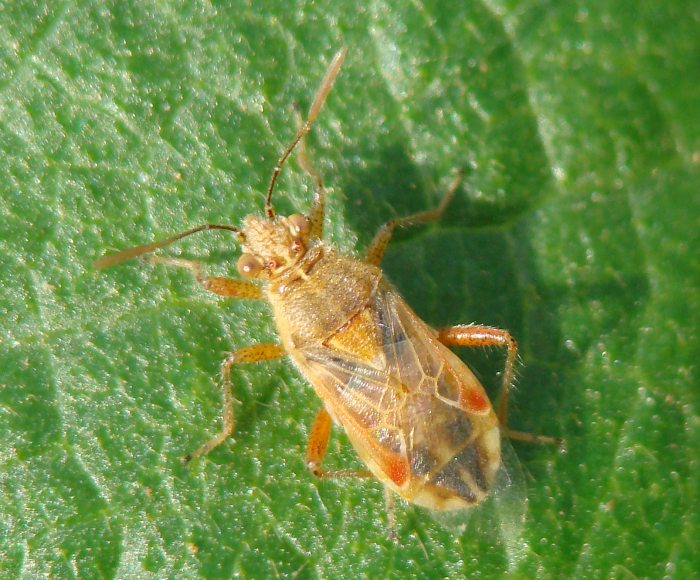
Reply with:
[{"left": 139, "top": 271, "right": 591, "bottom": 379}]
[
  {"left": 292, "top": 284, "right": 521, "bottom": 515},
  {"left": 434, "top": 438, "right": 528, "bottom": 568}
]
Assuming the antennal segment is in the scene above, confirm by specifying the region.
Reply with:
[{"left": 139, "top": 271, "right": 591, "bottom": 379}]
[
  {"left": 265, "top": 47, "right": 347, "bottom": 219},
  {"left": 93, "top": 224, "right": 243, "bottom": 269}
]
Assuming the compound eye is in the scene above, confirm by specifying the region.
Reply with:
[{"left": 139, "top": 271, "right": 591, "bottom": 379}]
[
  {"left": 288, "top": 213, "right": 310, "bottom": 237},
  {"left": 237, "top": 254, "right": 262, "bottom": 278}
]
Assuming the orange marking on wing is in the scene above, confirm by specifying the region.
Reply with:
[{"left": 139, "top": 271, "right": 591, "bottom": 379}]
[
  {"left": 459, "top": 385, "right": 491, "bottom": 414},
  {"left": 386, "top": 455, "right": 409, "bottom": 486}
]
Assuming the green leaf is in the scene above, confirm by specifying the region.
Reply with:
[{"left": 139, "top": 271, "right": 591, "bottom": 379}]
[{"left": 1, "top": 1, "right": 698, "bottom": 577}]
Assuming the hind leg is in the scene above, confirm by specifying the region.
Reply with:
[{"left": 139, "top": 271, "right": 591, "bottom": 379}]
[{"left": 437, "top": 325, "right": 561, "bottom": 444}]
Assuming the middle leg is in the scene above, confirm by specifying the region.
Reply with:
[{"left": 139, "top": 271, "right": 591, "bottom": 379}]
[{"left": 184, "top": 343, "right": 286, "bottom": 464}]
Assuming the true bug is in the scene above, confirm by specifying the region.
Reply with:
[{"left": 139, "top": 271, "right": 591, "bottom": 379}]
[{"left": 95, "top": 48, "right": 557, "bottom": 533}]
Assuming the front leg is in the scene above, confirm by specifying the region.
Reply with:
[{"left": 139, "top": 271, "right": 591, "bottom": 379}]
[
  {"left": 365, "top": 171, "right": 463, "bottom": 266},
  {"left": 147, "top": 256, "right": 261, "bottom": 299},
  {"left": 142, "top": 255, "right": 278, "bottom": 462}
]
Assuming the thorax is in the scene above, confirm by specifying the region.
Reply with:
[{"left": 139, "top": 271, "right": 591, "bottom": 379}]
[{"left": 265, "top": 245, "right": 382, "bottom": 350}]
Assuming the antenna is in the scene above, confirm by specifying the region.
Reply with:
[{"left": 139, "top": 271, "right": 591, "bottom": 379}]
[
  {"left": 93, "top": 224, "right": 243, "bottom": 269},
  {"left": 264, "top": 47, "right": 347, "bottom": 218}
]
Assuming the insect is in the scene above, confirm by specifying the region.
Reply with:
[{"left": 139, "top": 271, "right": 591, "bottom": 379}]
[{"left": 95, "top": 48, "right": 557, "bottom": 534}]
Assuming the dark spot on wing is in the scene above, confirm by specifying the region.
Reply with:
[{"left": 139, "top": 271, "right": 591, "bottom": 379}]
[
  {"left": 432, "top": 458, "right": 479, "bottom": 504},
  {"left": 445, "top": 414, "right": 472, "bottom": 448},
  {"left": 426, "top": 439, "right": 492, "bottom": 504},
  {"left": 456, "top": 441, "right": 489, "bottom": 492},
  {"left": 410, "top": 446, "right": 436, "bottom": 477}
]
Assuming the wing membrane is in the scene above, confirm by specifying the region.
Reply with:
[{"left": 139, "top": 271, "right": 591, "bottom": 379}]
[{"left": 293, "top": 284, "right": 503, "bottom": 510}]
